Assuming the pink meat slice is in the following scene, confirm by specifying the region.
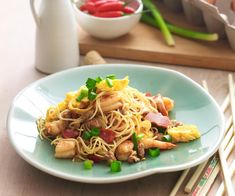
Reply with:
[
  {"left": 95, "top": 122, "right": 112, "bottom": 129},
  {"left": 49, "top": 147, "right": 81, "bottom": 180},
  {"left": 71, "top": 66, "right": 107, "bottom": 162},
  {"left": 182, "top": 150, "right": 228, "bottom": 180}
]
[{"left": 144, "top": 112, "right": 170, "bottom": 128}]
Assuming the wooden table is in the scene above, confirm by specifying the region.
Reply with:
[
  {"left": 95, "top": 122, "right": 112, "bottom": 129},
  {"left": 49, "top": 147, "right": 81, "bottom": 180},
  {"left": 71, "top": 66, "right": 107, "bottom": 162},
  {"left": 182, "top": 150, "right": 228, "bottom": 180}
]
[{"left": 0, "top": 1, "right": 234, "bottom": 195}]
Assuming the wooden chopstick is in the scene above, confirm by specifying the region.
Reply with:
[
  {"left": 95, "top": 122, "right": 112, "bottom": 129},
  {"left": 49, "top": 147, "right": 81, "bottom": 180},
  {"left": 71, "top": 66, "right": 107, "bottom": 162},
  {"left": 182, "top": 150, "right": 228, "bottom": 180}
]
[
  {"left": 183, "top": 81, "right": 210, "bottom": 193},
  {"left": 215, "top": 160, "right": 235, "bottom": 196},
  {"left": 191, "top": 155, "right": 219, "bottom": 196},
  {"left": 217, "top": 147, "right": 234, "bottom": 196},
  {"left": 170, "top": 78, "right": 234, "bottom": 195},
  {"left": 228, "top": 74, "right": 235, "bottom": 136},
  {"left": 184, "top": 81, "right": 232, "bottom": 193},
  {"left": 189, "top": 118, "right": 233, "bottom": 195},
  {"left": 184, "top": 116, "right": 232, "bottom": 193},
  {"left": 195, "top": 76, "right": 235, "bottom": 196},
  {"left": 193, "top": 125, "right": 235, "bottom": 195},
  {"left": 169, "top": 169, "right": 190, "bottom": 196}
]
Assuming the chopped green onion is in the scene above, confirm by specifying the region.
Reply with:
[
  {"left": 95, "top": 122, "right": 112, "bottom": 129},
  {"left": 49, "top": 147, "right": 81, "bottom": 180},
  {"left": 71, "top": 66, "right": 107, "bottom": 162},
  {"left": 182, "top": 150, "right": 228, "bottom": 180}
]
[
  {"left": 163, "top": 135, "right": 172, "bottom": 142},
  {"left": 76, "top": 89, "right": 88, "bottom": 102},
  {"left": 90, "top": 127, "right": 100, "bottom": 136},
  {"left": 148, "top": 148, "right": 160, "bottom": 157},
  {"left": 83, "top": 160, "right": 93, "bottom": 170},
  {"left": 88, "top": 91, "right": 97, "bottom": 100},
  {"left": 82, "top": 131, "right": 92, "bottom": 140},
  {"left": 106, "top": 78, "right": 113, "bottom": 87},
  {"left": 110, "top": 160, "right": 122, "bottom": 172},
  {"left": 106, "top": 74, "right": 116, "bottom": 80},
  {"left": 132, "top": 132, "right": 138, "bottom": 151},
  {"left": 137, "top": 133, "right": 144, "bottom": 140},
  {"left": 96, "top": 76, "right": 103, "bottom": 83},
  {"left": 86, "top": 78, "right": 97, "bottom": 89}
]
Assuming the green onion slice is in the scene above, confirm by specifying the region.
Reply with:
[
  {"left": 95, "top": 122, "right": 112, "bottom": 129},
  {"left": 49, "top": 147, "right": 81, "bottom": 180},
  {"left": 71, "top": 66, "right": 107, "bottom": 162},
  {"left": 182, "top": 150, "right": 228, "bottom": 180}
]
[
  {"left": 106, "top": 74, "right": 116, "bottom": 80},
  {"left": 88, "top": 91, "right": 97, "bottom": 100},
  {"left": 90, "top": 127, "right": 100, "bottom": 136},
  {"left": 136, "top": 133, "right": 144, "bottom": 140},
  {"left": 148, "top": 148, "right": 160, "bottom": 157},
  {"left": 84, "top": 160, "right": 93, "bottom": 170},
  {"left": 86, "top": 78, "right": 97, "bottom": 89},
  {"left": 106, "top": 78, "right": 113, "bottom": 87},
  {"left": 163, "top": 134, "right": 172, "bottom": 142},
  {"left": 132, "top": 132, "right": 138, "bottom": 151},
  {"left": 76, "top": 89, "right": 88, "bottom": 102},
  {"left": 96, "top": 76, "right": 103, "bottom": 83},
  {"left": 110, "top": 160, "right": 122, "bottom": 172},
  {"left": 82, "top": 131, "right": 92, "bottom": 140}
]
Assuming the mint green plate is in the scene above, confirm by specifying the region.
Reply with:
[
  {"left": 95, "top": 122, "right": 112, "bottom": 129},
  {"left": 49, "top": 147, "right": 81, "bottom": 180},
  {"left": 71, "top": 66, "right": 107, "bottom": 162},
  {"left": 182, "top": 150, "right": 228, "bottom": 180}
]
[{"left": 7, "top": 64, "right": 224, "bottom": 183}]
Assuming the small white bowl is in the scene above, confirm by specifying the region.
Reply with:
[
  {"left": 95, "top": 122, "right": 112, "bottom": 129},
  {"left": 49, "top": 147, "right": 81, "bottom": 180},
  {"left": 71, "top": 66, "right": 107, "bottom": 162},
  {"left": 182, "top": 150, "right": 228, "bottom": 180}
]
[{"left": 73, "top": 0, "right": 143, "bottom": 40}]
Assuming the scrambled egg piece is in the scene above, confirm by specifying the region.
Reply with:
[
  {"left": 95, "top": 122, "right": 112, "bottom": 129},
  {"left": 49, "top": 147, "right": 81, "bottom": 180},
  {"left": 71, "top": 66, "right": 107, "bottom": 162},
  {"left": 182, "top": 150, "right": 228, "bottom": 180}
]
[
  {"left": 96, "top": 76, "right": 129, "bottom": 91},
  {"left": 167, "top": 125, "right": 201, "bottom": 143},
  {"left": 45, "top": 106, "right": 60, "bottom": 122}
]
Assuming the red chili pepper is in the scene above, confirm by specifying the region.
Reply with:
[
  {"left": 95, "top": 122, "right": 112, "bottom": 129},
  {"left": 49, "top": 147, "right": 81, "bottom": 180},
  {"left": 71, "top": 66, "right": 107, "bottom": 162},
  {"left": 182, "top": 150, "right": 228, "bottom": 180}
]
[
  {"left": 87, "top": 154, "right": 102, "bottom": 163},
  {"left": 85, "top": 2, "right": 96, "bottom": 14},
  {"left": 94, "top": 0, "right": 118, "bottom": 7},
  {"left": 93, "top": 11, "right": 124, "bottom": 17},
  {"left": 62, "top": 129, "right": 79, "bottom": 139},
  {"left": 99, "top": 128, "right": 116, "bottom": 143},
  {"left": 80, "top": 4, "right": 87, "bottom": 11},
  {"left": 97, "top": 1, "right": 124, "bottom": 12},
  {"left": 123, "top": 6, "right": 135, "bottom": 14},
  {"left": 94, "top": 0, "right": 107, "bottom": 7}
]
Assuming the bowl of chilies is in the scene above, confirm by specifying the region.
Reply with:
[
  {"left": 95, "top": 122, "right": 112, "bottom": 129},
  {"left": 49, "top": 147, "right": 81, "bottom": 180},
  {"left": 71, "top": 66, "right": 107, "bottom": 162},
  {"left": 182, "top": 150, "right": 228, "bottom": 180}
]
[{"left": 73, "top": 0, "right": 143, "bottom": 39}]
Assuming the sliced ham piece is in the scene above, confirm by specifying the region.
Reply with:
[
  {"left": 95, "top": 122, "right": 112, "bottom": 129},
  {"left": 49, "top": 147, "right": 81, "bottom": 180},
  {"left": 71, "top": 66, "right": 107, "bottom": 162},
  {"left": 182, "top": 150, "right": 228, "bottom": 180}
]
[{"left": 144, "top": 112, "right": 170, "bottom": 128}]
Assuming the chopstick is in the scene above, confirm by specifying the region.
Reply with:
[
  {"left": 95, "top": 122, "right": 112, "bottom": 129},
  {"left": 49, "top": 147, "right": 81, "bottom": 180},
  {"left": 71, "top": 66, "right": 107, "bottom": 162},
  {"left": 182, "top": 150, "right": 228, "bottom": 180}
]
[
  {"left": 184, "top": 116, "right": 232, "bottom": 193},
  {"left": 195, "top": 129, "right": 235, "bottom": 196},
  {"left": 184, "top": 80, "right": 232, "bottom": 194},
  {"left": 169, "top": 169, "right": 190, "bottom": 196},
  {"left": 218, "top": 74, "right": 235, "bottom": 196},
  {"left": 217, "top": 147, "right": 234, "bottom": 195},
  {"left": 184, "top": 80, "right": 209, "bottom": 193},
  {"left": 215, "top": 160, "right": 235, "bottom": 196},
  {"left": 192, "top": 123, "right": 235, "bottom": 195},
  {"left": 228, "top": 74, "right": 235, "bottom": 137},
  {"left": 170, "top": 78, "right": 234, "bottom": 196},
  {"left": 193, "top": 77, "right": 235, "bottom": 196},
  {"left": 170, "top": 81, "right": 209, "bottom": 196}
]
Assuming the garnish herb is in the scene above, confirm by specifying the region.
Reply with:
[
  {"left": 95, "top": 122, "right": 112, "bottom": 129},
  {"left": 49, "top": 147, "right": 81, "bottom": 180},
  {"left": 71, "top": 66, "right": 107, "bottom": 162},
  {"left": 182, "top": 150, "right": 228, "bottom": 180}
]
[
  {"left": 86, "top": 78, "right": 97, "bottom": 89},
  {"left": 82, "top": 131, "right": 92, "bottom": 140},
  {"left": 88, "top": 90, "right": 97, "bottom": 100},
  {"left": 148, "top": 148, "right": 160, "bottom": 157},
  {"left": 110, "top": 160, "right": 122, "bottom": 172},
  {"left": 90, "top": 127, "right": 100, "bottom": 136},
  {"left": 132, "top": 132, "right": 138, "bottom": 151},
  {"left": 106, "top": 74, "right": 116, "bottom": 80},
  {"left": 137, "top": 133, "right": 144, "bottom": 140},
  {"left": 76, "top": 89, "right": 88, "bottom": 102},
  {"left": 106, "top": 78, "right": 113, "bottom": 87},
  {"left": 84, "top": 160, "right": 93, "bottom": 170},
  {"left": 96, "top": 76, "right": 103, "bottom": 83},
  {"left": 163, "top": 134, "right": 172, "bottom": 142},
  {"left": 78, "top": 74, "right": 116, "bottom": 102}
]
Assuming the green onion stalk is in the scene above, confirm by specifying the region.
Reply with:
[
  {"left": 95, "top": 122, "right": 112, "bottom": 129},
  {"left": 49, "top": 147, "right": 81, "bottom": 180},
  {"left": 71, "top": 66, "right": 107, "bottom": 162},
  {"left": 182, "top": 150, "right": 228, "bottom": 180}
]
[
  {"left": 142, "top": 0, "right": 175, "bottom": 46},
  {"left": 141, "top": 13, "right": 219, "bottom": 41}
]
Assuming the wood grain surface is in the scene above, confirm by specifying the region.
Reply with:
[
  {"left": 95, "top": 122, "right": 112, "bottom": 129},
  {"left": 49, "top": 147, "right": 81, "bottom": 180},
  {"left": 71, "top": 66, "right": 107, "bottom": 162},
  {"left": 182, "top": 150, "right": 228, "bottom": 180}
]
[
  {"left": 79, "top": 2, "right": 235, "bottom": 71},
  {"left": 0, "top": 1, "right": 234, "bottom": 196}
]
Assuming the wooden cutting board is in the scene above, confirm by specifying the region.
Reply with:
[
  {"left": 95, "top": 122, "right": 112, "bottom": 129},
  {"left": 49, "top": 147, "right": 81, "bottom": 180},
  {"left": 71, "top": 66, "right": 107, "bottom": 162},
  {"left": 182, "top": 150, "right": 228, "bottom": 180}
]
[{"left": 78, "top": 2, "right": 235, "bottom": 71}]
